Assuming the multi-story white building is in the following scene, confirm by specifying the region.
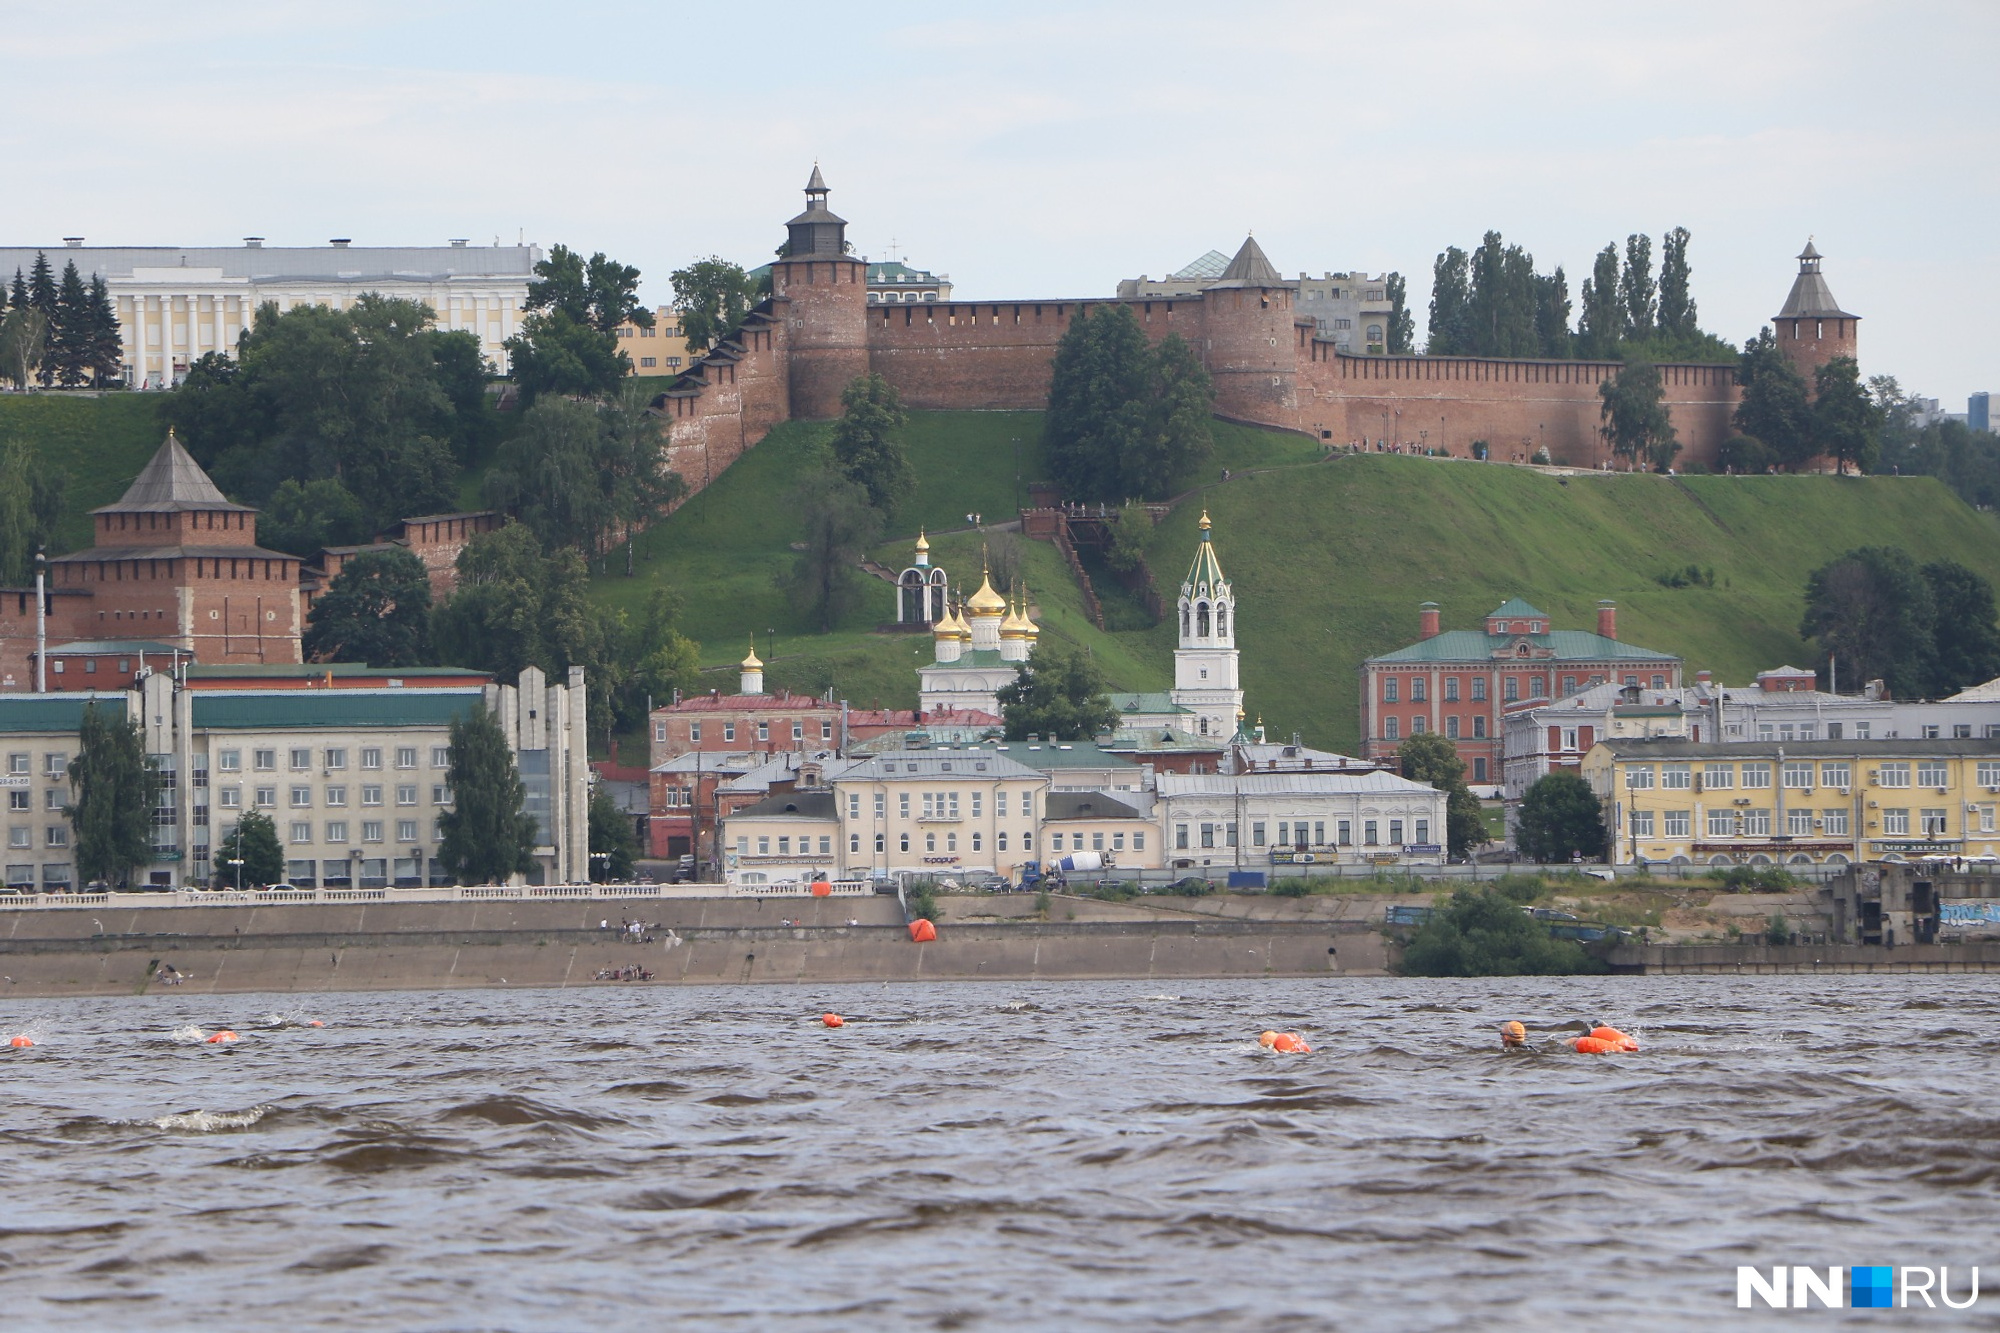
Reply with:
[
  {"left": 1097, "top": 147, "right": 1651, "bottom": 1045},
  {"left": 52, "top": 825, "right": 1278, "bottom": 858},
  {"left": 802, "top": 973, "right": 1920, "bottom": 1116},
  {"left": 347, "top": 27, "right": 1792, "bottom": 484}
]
[
  {"left": 0, "top": 663, "right": 588, "bottom": 889},
  {"left": 0, "top": 239, "right": 539, "bottom": 388},
  {"left": 1155, "top": 770, "right": 1448, "bottom": 872},
  {"left": 1118, "top": 251, "right": 1396, "bottom": 355}
]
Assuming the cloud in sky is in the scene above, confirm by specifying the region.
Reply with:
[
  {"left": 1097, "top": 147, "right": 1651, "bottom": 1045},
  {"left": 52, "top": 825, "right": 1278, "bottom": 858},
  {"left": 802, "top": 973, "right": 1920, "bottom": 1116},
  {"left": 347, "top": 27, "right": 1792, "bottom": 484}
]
[{"left": 5, "top": 0, "right": 1994, "bottom": 399}]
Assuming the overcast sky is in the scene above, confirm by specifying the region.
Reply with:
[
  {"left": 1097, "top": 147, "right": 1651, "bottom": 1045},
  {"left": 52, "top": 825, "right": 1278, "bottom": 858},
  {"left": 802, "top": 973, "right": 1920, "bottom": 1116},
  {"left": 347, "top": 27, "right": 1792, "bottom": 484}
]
[{"left": 10, "top": 1, "right": 1995, "bottom": 403}]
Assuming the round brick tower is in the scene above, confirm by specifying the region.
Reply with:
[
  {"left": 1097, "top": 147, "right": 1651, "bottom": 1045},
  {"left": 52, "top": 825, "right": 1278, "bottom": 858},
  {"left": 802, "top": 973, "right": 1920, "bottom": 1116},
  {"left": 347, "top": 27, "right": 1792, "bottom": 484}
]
[
  {"left": 1200, "top": 235, "right": 1298, "bottom": 422},
  {"left": 1773, "top": 239, "right": 1859, "bottom": 381},
  {"left": 770, "top": 164, "right": 869, "bottom": 419}
]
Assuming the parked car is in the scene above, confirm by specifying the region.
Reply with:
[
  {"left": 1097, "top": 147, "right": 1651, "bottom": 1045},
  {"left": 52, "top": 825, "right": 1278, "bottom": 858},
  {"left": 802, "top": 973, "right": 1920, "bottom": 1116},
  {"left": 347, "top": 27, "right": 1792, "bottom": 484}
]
[
  {"left": 1164, "top": 876, "right": 1215, "bottom": 897},
  {"left": 1521, "top": 906, "right": 1580, "bottom": 922}
]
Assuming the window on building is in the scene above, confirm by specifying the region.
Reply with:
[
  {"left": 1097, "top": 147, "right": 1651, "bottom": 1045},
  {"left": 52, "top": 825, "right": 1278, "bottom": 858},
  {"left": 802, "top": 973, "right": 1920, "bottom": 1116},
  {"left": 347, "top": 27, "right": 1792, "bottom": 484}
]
[
  {"left": 6, "top": 828, "right": 25, "bottom": 849},
  {"left": 254, "top": 750, "right": 276, "bottom": 772},
  {"left": 1384, "top": 678, "right": 1398, "bottom": 703},
  {"left": 875, "top": 792, "right": 886, "bottom": 818},
  {"left": 1879, "top": 762, "right": 1910, "bottom": 788},
  {"left": 1662, "top": 763, "right": 1691, "bottom": 789},
  {"left": 287, "top": 748, "right": 309, "bottom": 771},
  {"left": 396, "top": 747, "right": 417, "bottom": 770},
  {"left": 1411, "top": 678, "right": 1427, "bottom": 702},
  {"left": 1782, "top": 762, "right": 1813, "bottom": 789},
  {"left": 876, "top": 833, "right": 885, "bottom": 852},
  {"left": 1389, "top": 819, "right": 1404, "bottom": 844},
  {"left": 1883, "top": 809, "right": 1909, "bottom": 835},
  {"left": 1503, "top": 678, "right": 1519, "bottom": 703},
  {"left": 899, "top": 793, "right": 910, "bottom": 817},
  {"left": 1411, "top": 716, "right": 1427, "bottom": 735},
  {"left": 1918, "top": 761, "right": 1948, "bottom": 788},
  {"left": 219, "top": 788, "right": 240, "bottom": 809},
  {"left": 255, "top": 787, "right": 276, "bottom": 808},
  {"left": 822, "top": 721, "right": 834, "bottom": 741},
  {"left": 1703, "top": 763, "right": 1734, "bottom": 790},
  {"left": 1445, "top": 716, "right": 1459, "bottom": 739},
  {"left": 791, "top": 722, "right": 803, "bottom": 741},
  {"left": 1923, "top": 725, "right": 1941, "bottom": 740},
  {"left": 847, "top": 793, "right": 860, "bottom": 821},
  {"left": 1922, "top": 808, "right": 1949, "bottom": 835},
  {"left": 1741, "top": 763, "right": 1772, "bottom": 789},
  {"left": 1824, "top": 808, "right": 1849, "bottom": 836},
  {"left": 1132, "top": 832, "right": 1144, "bottom": 851},
  {"left": 1444, "top": 678, "right": 1459, "bottom": 702},
  {"left": 1363, "top": 820, "right": 1378, "bottom": 845},
  {"left": 362, "top": 821, "right": 383, "bottom": 843},
  {"left": 899, "top": 833, "right": 910, "bottom": 852},
  {"left": 1176, "top": 825, "right": 1189, "bottom": 850},
  {"left": 1707, "top": 810, "right": 1735, "bottom": 837},
  {"left": 326, "top": 820, "right": 349, "bottom": 843},
  {"left": 1855, "top": 723, "right": 1872, "bottom": 740},
  {"left": 757, "top": 722, "right": 769, "bottom": 743},
  {"left": 1664, "top": 810, "right": 1690, "bottom": 838},
  {"left": 1471, "top": 679, "right": 1487, "bottom": 702},
  {"left": 396, "top": 785, "right": 417, "bottom": 806},
  {"left": 1743, "top": 809, "right": 1771, "bottom": 837},
  {"left": 1337, "top": 820, "right": 1351, "bottom": 845},
  {"left": 217, "top": 750, "right": 241, "bottom": 773},
  {"left": 1561, "top": 676, "right": 1577, "bottom": 695},
  {"left": 290, "top": 786, "right": 311, "bottom": 808},
  {"left": 1626, "top": 765, "right": 1654, "bottom": 789},
  {"left": 1630, "top": 811, "right": 1654, "bottom": 838},
  {"left": 723, "top": 724, "right": 736, "bottom": 743},
  {"left": 1472, "top": 716, "right": 1486, "bottom": 739},
  {"left": 1385, "top": 717, "right": 1399, "bottom": 741},
  {"left": 1821, "top": 763, "right": 1852, "bottom": 788}
]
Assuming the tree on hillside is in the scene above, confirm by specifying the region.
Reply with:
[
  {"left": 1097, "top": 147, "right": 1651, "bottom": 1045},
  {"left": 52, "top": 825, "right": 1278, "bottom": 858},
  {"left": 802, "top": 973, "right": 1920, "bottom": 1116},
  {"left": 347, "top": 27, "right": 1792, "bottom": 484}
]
[
  {"left": 485, "top": 383, "right": 683, "bottom": 569},
  {"left": 1426, "top": 246, "right": 1472, "bottom": 355},
  {"left": 1715, "top": 434, "right": 1773, "bottom": 475},
  {"left": 504, "top": 243, "right": 650, "bottom": 403},
  {"left": 829, "top": 372, "right": 913, "bottom": 513},
  {"left": 1599, "top": 359, "right": 1679, "bottom": 471},
  {"left": 66, "top": 703, "right": 163, "bottom": 887},
  {"left": 597, "top": 379, "right": 687, "bottom": 572},
  {"left": 1656, "top": 226, "right": 1697, "bottom": 340},
  {"left": 83, "top": 275, "right": 122, "bottom": 385},
  {"left": 1800, "top": 546, "right": 1935, "bottom": 697},
  {"left": 1042, "top": 305, "right": 1211, "bottom": 502},
  {"left": 1467, "top": 231, "right": 1540, "bottom": 358},
  {"left": 49, "top": 260, "right": 91, "bottom": 388},
  {"left": 1516, "top": 772, "right": 1606, "bottom": 863},
  {"left": 437, "top": 707, "right": 539, "bottom": 886},
  {"left": 432, "top": 523, "right": 605, "bottom": 682},
  {"left": 162, "top": 296, "right": 469, "bottom": 522},
  {"left": 26, "top": 252, "right": 55, "bottom": 320},
  {"left": 1812, "top": 356, "right": 1880, "bottom": 475},
  {"left": 1619, "top": 233, "right": 1655, "bottom": 342},
  {"left": 778, "top": 469, "right": 881, "bottom": 633},
  {"left": 257, "top": 477, "right": 369, "bottom": 557},
  {"left": 1396, "top": 731, "right": 1486, "bottom": 859},
  {"left": 1533, "top": 267, "right": 1572, "bottom": 358},
  {"left": 997, "top": 641, "right": 1120, "bottom": 741},
  {"left": 1920, "top": 561, "right": 2000, "bottom": 699},
  {"left": 1576, "top": 244, "right": 1624, "bottom": 358},
  {"left": 671, "top": 257, "right": 756, "bottom": 355},
  {"left": 304, "top": 548, "right": 435, "bottom": 667},
  {"left": 1735, "top": 329, "right": 1814, "bottom": 471},
  {"left": 0, "top": 305, "right": 47, "bottom": 391},
  {"left": 1385, "top": 272, "right": 1415, "bottom": 354},
  {"left": 624, "top": 586, "right": 703, "bottom": 725},
  {"left": 0, "top": 435, "right": 67, "bottom": 585},
  {"left": 1104, "top": 500, "right": 1154, "bottom": 575},
  {"left": 216, "top": 811, "right": 284, "bottom": 888},
  {"left": 588, "top": 786, "right": 638, "bottom": 882}
]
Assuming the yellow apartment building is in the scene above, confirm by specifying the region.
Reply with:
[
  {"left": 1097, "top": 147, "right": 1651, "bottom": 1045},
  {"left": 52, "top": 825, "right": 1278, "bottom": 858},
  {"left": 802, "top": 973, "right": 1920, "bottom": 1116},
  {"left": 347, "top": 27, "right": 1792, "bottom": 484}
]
[{"left": 616, "top": 305, "right": 696, "bottom": 378}]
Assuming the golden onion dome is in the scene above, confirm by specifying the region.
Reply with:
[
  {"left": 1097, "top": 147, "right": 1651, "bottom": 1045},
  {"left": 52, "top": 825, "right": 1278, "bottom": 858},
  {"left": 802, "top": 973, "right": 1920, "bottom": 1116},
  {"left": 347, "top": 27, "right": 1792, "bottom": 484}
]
[
  {"left": 1019, "top": 583, "right": 1040, "bottom": 636},
  {"left": 1000, "top": 595, "right": 1028, "bottom": 639},
  {"left": 741, "top": 636, "right": 764, "bottom": 669},
  {"left": 965, "top": 556, "right": 1008, "bottom": 616},
  {"left": 913, "top": 529, "right": 930, "bottom": 555}
]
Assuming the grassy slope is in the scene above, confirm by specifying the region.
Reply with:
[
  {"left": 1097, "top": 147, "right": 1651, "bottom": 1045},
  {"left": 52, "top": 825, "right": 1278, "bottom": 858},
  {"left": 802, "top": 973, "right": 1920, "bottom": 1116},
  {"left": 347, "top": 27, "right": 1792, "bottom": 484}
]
[
  {"left": 1143, "top": 457, "right": 2000, "bottom": 753},
  {"left": 0, "top": 394, "right": 167, "bottom": 551}
]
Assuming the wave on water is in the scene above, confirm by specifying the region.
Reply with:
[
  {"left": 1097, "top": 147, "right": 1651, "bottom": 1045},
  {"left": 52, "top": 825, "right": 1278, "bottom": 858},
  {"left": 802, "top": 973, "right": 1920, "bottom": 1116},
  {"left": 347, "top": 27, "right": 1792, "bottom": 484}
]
[
  {"left": 168, "top": 1025, "right": 209, "bottom": 1045},
  {"left": 150, "top": 1107, "right": 271, "bottom": 1133}
]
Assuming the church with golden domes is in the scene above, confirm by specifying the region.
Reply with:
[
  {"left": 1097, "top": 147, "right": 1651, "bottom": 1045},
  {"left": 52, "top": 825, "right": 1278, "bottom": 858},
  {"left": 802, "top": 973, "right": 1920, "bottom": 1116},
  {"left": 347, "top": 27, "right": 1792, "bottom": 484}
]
[{"left": 913, "top": 545, "right": 1039, "bottom": 717}]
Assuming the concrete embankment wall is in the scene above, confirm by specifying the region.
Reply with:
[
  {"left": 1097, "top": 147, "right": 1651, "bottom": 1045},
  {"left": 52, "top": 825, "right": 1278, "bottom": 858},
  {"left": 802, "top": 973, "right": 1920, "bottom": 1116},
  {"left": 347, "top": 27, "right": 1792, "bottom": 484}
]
[
  {"left": 1607, "top": 941, "right": 2000, "bottom": 974},
  {"left": 0, "top": 896, "right": 1386, "bottom": 997}
]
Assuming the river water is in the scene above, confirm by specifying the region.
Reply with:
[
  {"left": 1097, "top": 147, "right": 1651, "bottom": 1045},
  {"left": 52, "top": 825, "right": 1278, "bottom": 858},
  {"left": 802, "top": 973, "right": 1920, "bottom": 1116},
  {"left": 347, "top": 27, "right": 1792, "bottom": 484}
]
[{"left": 2, "top": 975, "right": 1996, "bottom": 1330}]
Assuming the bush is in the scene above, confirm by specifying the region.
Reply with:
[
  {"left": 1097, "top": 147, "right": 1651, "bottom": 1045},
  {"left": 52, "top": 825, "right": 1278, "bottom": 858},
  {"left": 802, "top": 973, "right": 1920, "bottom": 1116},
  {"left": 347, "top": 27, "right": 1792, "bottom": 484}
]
[
  {"left": 1086, "top": 880, "right": 1138, "bottom": 902},
  {"left": 1715, "top": 865, "right": 1795, "bottom": 893},
  {"left": 905, "top": 878, "right": 939, "bottom": 922},
  {"left": 1492, "top": 873, "right": 1545, "bottom": 904},
  {"left": 1271, "top": 880, "right": 1314, "bottom": 898},
  {"left": 1033, "top": 889, "right": 1051, "bottom": 917},
  {"left": 1398, "top": 887, "right": 1607, "bottom": 977},
  {"left": 1766, "top": 912, "right": 1793, "bottom": 945},
  {"left": 1167, "top": 877, "right": 1213, "bottom": 898}
]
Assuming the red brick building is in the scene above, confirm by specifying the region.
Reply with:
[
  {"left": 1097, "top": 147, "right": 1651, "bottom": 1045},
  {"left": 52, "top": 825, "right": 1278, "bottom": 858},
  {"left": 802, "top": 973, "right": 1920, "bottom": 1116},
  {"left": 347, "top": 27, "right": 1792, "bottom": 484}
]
[{"left": 1360, "top": 598, "right": 1682, "bottom": 788}]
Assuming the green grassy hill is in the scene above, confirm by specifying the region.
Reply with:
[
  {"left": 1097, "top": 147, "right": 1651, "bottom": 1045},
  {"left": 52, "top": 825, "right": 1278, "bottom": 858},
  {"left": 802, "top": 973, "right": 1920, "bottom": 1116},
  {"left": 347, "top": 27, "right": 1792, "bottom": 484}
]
[
  {"left": 595, "top": 408, "right": 2000, "bottom": 753},
  {"left": 0, "top": 394, "right": 167, "bottom": 550}
]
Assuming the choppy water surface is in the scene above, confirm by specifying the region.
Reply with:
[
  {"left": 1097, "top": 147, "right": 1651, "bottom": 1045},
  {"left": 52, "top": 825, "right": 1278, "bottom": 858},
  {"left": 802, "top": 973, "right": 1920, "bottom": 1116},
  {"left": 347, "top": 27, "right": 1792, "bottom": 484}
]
[{"left": 3, "top": 976, "right": 1997, "bottom": 1330}]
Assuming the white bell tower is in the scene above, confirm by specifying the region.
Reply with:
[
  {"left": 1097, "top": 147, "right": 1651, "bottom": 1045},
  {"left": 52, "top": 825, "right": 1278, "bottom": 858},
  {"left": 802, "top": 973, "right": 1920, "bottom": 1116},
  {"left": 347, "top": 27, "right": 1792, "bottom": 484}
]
[{"left": 1170, "top": 510, "right": 1242, "bottom": 739}]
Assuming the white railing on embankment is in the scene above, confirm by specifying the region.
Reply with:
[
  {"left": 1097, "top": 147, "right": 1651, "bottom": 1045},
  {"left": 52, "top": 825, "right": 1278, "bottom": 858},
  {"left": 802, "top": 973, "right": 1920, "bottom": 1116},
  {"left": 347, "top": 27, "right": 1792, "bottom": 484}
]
[{"left": 0, "top": 880, "right": 873, "bottom": 911}]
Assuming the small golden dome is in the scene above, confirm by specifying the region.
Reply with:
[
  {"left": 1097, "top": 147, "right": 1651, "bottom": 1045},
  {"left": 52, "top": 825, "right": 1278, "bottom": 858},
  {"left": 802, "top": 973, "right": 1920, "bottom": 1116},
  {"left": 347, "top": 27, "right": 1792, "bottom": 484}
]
[
  {"left": 913, "top": 529, "right": 930, "bottom": 554},
  {"left": 965, "top": 562, "right": 1007, "bottom": 616},
  {"left": 1199, "top": 509, "right": 1212, "bottom": 532},
  {"left": 1000, "top": 594, "right": 1028, "bottom": 639},
  {"left": 741, "top": 636, "right": 763, "bottom": 669},
  {"left": 1019, "top": 583, "right": 1040, "bottom": 636}
]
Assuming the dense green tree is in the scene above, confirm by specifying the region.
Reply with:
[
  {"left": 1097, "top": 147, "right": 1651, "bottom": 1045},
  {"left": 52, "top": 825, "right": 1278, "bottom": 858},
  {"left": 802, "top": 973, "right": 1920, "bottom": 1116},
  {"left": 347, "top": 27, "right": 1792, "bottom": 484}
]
[
  {"left": 778, "top": 468, "right": 882, "bottom": 632},
  {"left": 587, "top": 786, "right": 638, "bottom": 882},
  {"left": 66, "top": 703, "right": 163, "bottom": 887},
  {"left": 1716, "top": 434, "right": 1774, "bottom": 474},
  {"left": 1399, "top": 886, "right": 1605, "bottom": 977},
  {"left": 26, "top": 252, "right": 55, "bottom": 320},
  {"left": 1811, "top": 356, "right": 1880, "bottom": 474},
  {"left": 1042, "top": 306, "right": 1211, "bottom": 502},
  {"left": 670, "top": 256, "right": 756, "bottom": 354},
  {"left": 0, "top": 435, "right": 66, "bottom": 584},
  {"left": 502, "top": 243, "right": 649, "bottom": 403},
  {"left": 1599, "top": 359, "right": 1679, "bottom": 471},
  {"left": 161, "top": 296, "right": 465, "bottom": 523},
  {"left": 1881, "top": 416, "right": 2000, "bottom": 509},
  {"left": 1656, "top": 226, "right": 1697, "bottom": 339},
  {"left": 1516, "top": 772, "right": 1606, "bottom": 863},
  {"left": 1920, "top": 561, "right": 2000, "bottom": 698},
  {"left": 524, "top": 243, "right": 649, "bottom": 335},
  {"left": 1395, "top": 731, "right": 1486, "bottom": 858},
  {"left": 1466, "top": 231, "right": 1541, "bottom": 358},
  {"left": 996, "top": 641, "right": 1120, "bottom": 741},
  {"left": 1735, "top": 329, "right": 1815, "bottom": 471},
  {"left": 597, "top": 379, "right": 687, "bottom": 572},
  {"left": 303, "top": 548, "right": 435, "bottom": 667},
  {"left": 486, "top": 382, "right": 682, "bottom": 566},
  {"left": 829, "top": 372, "right": 913, "bottom": 512},
  {"left": 215, "top": 811, "right": 284, "bottom": 888},
  {"left": 1576, "top": 244, "right": 1624, "bottom": 358},
  {"left": 1104, "top": 500, "right": 1154, "bottom": 575},
  {"left": 623, "top": 587, "right": 704, "bottom": 723},
  {"left": 0, "top": 305, "right": 46, "bottom": 391},
  {"left": 49, "top": 260, "right": 90, "bottom": 388},
  {"left": 437, "top": 707, "right": 539, "bottom": 885},
  {"left": 1426, "top": 246, "right": 1472, "bottom": 354},
  {"left": 1800, "top": 546, "right": 1935, "bottom": 697},
  {"left": 257, "top": 477, "right": 369, "bottom": 557},
  {"left": 1385, "top": 272, "right": 1415, "bottom": 354},
  {"left": 1533, "top": 267, "right": 1572, "bottom": 358},
  {"left": 1619, "top": 233, "right": 1655, "bottom": 341},
  {"left": 7, "top": 268, "right": 24, "bottom": 312},
  {"left": 432, "top": 523, "right": 605, "bottom": 682}
]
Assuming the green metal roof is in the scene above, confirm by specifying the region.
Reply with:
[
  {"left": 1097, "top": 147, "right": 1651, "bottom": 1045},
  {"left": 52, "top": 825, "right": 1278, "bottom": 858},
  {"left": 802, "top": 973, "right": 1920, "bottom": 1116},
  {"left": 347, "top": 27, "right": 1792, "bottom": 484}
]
[
  {"left": 191, "top": 690, "right": 484, "bottom": 731},
  {"left": 0, "top": 694, "right": 127, "bottom": 733},
  {"left": 1488, "top": 597, "right": 1547, "bottom": 620},
  {"left": 1109, "top": 691, "right": 1190, "bottom": 715},
  {"left": 1370, "top": 629, "right": 1678, "bottom": 664},
  {"left": 186, "top": 664, "right": 483, "bottom": 679},
  {"left": 1183, "top": 521, "right": 1226, "bottom": 598},
  {"left": 980, "top": 741, "right": 1138, "bottom": 770}
]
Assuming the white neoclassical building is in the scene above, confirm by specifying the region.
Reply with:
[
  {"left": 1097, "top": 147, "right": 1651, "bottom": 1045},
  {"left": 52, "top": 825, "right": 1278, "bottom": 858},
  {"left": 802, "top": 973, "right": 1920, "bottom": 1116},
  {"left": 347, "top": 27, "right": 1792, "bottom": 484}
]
[{"left": 0, "top": 239, "right": 539, "bottom": 388}]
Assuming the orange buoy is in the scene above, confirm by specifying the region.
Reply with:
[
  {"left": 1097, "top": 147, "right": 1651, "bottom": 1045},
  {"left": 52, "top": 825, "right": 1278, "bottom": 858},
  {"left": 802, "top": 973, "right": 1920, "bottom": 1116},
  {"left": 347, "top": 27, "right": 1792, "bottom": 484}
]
[
  {"left": 908, "top": 918, "right": 937, "bottom": 942},
  {"left": 1589, "top": 1025, "right": 1639, "bottom": 1052},
  {"left": 1258, "top": 1030, "right": 1279, "bottom": 1048},
  {"left": 821, "top": 1013, "right": 844, "bottom": 1028},
  {"left": 205, "top": 1030, "right": 238, "bottom": 1045},
  {"left": 307, "top": 1020, "right": 325, "bottom": 1028},
  {"left": 810, "top": 880, "right": 833, "bottom": 898},
  {"left": 8, "top": 1034, "right": 32, "bottom": 1048},
  {"left": 1271, "top": 1032, "right": 1311, "bottom": 1053}
]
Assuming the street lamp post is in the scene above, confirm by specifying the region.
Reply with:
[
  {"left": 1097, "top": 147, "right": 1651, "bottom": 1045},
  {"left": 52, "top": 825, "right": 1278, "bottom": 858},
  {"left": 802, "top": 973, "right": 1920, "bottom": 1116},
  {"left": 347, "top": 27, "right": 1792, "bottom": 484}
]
[
  {"left": 228, "top": 857, "right": 244, "bottom": 892},
  {"left": 590, "top": 851, "right": 611, "bottom": 885}
]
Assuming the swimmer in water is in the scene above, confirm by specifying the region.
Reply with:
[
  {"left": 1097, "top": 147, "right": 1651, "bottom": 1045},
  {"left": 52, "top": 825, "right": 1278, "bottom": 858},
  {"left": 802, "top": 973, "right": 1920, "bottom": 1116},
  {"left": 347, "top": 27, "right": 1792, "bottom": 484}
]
[{"left": 1500, "top": 1020, "right": 1528, "bottom": 1049}]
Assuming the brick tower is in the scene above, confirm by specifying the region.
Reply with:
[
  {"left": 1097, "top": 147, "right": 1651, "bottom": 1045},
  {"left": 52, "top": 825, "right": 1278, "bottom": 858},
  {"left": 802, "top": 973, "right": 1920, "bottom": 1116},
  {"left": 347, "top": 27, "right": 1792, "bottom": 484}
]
[
  {"left": 1201, "top": 235, "right": 1298, "bottom": 423},
  {"left": 1773, "top": 239, "right": 1859, "bottom": 380},
  {"left": 770, "top": 164, "right": 868, "bottom": 419}
]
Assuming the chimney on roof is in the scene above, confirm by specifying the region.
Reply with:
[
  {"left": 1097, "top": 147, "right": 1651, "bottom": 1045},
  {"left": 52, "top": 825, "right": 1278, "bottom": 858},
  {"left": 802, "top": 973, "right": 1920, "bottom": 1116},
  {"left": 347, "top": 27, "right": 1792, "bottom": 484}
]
[
  {"left": 1419, "top": 602, "right": 1440, "bottom": 640},
  {"left": 243, "top": 237, "right": 264, "bottom": 248},
  {"left": 62, "top": 237, "right": 83, "bottom": 248},
  {"left": 1597, "top": 599, "right": 1617, "bottom": 640},
  {"left": 330, "top": 238, "right": 351, "bottom": 248},
  {"left": 1696, "top": 669, "right": 1712, "bottom": 685},
  {"left": 450, "top": 238, "right": 469, "bottom": 247}
]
